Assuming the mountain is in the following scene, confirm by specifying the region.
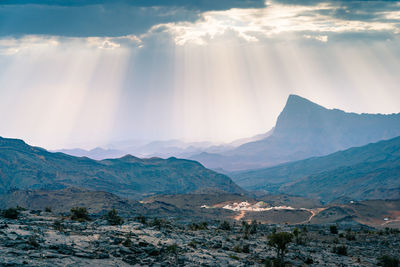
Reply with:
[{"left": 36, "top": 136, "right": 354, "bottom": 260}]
[
  {"left": 56, "top": 147, "right": 126, "bottom": 160},
  {"left": 227, "top": 128, "right": 274, "bottom": 147},
  {"left": 191, "top": 94, "right": 400, "bottom": 171},
  {"left": 0, "top": 136, "right": 244, "bottom": 199},
  {"left": 231, "top": 136, "right": 400, "bottom": 202},
  {"left": 57, "top": 139, "right": 233, "bottom": 160}
]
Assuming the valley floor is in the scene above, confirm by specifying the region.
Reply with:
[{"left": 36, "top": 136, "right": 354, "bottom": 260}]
[{"left": 1, "top": 210, "right": 399, "bottom": 266}]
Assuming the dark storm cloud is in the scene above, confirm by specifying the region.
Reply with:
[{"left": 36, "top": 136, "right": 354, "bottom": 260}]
[
  {"left": 0, "top": 0, "right": 266, "bottom": 11},
  {"left": 276, "top": 0, "right": 400, "bottom": 22},
  {"left": 0, "top": 0, "right": 266, "bottom": 37}
]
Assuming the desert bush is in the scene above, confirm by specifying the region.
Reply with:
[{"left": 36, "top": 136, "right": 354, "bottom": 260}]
[
  {"left": 27, "top": 235, "right": 40, "bottom": 248},
  {"left": 250, "top": 220, "right": 258, "bottom": 234},
  {"left": 70, "top": 207, "right": 90, "bottom": 222},
  {"left": 45, "top": 207, "right": 52, "bottom": 212},
  {"left": 332, "top": 245, "right": 348, "bottom": 256},
  {"left": 230, "top": 255, "right": 240, "bottom": 260},
  {"left": 377, "top": 255, "right": 399, "bottom": 267},
  {"left": 242, "top": 244, "right": 250, "bottom": 253},
  {"left": 136, "top": 215, "right": 146, "bottom": 224},
  {"left": 53, "top": 220, "right": 65, "bottom": 231},
  {"left": 330, "top": 225, "right": 338, "bottom": 234},
  {"left": 166, "top": 244, "right": 179, "bottom": 255},
  {"left": 106, "top": 209, "right": 124, "bottom": 225},
  {"left": 346, "top": 232, "right": 356, "bottom": 241},
  {"left": 305, "top": 257, "right": 314, "bottom": 264},
  {"left": 219, "top": 221, "right": 231, "bottom": 231},
  {"left": 233, "top": 244, "right": 242, "bottom": 253},
  {"left": 188, "top": 240, "right": 197, "bottom": 248},
  {"left": 122, "top": 238, "right": 132, "bottom": 247},
  {"left": 150, "top": 217, "right": 169, "bottom": 230},
  {"left": 2, "top": 208, "right": 20, "bottom": 219},
  {"left": 189, "top": 221, "right": 208, "bottom": 231},
  {"left": 264, "top": 258, "right": 283, "bottom": 267}
]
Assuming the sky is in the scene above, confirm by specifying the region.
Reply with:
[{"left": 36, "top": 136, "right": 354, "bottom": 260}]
[{"left": 0, "top": 0, "right": 400, "bottom": 149}]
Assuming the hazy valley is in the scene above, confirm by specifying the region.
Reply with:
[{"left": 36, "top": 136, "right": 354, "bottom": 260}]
[{"left": 1, "top": 94, "right": 400, "bottom": 266}]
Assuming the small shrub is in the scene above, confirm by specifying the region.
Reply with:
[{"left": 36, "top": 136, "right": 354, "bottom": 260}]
[
  {"left": 346, "top": 232, "right": 356, "bottom": 241},
  {"left": 105, "top": 209, "right": 124, "bottom": 226},
  {"left": 166, "top": 244, "right": 179, "bottom": 255},
  {"left": 305, "top": 257, "right": 313, "bottom": 264},
  {"left": 219, "top": 221, "right": 231, "bottom": 231},
  {"left": 230, "top": 255, "right": 240, "bottom": 260},
  {"left": 45, "top": 207, "right": 52, "bottom": 212},
  {"left": 151, "top": 218, "right": 169, "bottom": 230},
  {"left": 242, "top": 244, "right": 250, "bottom": 253},
  {"left": 2, "top": 208, "right": 20, "bottom": 219},
  {"left": 330, "top": 225, "right": 338, "bottom": 234},
  {"left": 189, "top": 221, "right": 208, "bottom": 231},
  {"left": 293, "top": 227, "right": 299, "bottom": 237},
  {"left": 53, "top": 220, "right": 64, "bottom": 231},
  {"left": 233, "top": 244, "right": 242, "bottom": 253},
  {"left": 30, "top": 210, "right": 41, "bottom": 215},
  {"left": 188, "top": 240, "right": 197, "bottom": 248},
  {"left": 377, "top": 255, "right": 399, "bottom": 267},
  {"left": 136, "top": 215, "right": 146, "bottom": 224},
  {"left": 122, "top": 238, "right": 132, "bottom": 247},
  {"left": 27, "top": 235, "right": 40, "bottom": 248},
  {"left": 332, "top": 245, "right": 348, "bottom": 256},
  {"left": 70, "top": 207, "right": 90, "bottom": 222},
  {"left": 264, "top": 258, "right": 283, "bottom": 267}
]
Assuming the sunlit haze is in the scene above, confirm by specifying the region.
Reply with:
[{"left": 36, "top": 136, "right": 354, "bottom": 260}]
[{"left": 1, "top": 0, "right": 399, "bottom": 149}]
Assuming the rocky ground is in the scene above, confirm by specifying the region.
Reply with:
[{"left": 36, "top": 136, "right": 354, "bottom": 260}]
[{"left": 1, "top": 209, "right": 399, "bottom": 266}]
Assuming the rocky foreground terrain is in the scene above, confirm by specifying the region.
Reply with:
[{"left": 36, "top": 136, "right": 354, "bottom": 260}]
[{"left": 1, "top": 208, "right": 399, "bottom": 266}]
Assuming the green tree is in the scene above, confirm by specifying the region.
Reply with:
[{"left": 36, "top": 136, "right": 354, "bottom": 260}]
[
  {"left": 106, "top": 209, "right": 124, "bottom": 225},
  {"left": 268, "top": 232, "right": 293, "bottom": 266},
  {"left": 70, "top": 207, "right": 90, "bottom": 222},
  {"left": 250, "top": 220, "right": 258, "bottom": 234},
  {"left": 2, "top": 208, "right": 20, "bottom": 219}
]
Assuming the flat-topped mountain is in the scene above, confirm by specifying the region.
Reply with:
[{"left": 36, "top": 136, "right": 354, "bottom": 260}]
[
  {"left": 191, "top": 94, "right": 400, "bottom": 171},
  {"left": 0, "top": 137, "right": 244, "bottom": 199},
  {"left": 232, "top": 136, "right": 400, "bottom": 202}
]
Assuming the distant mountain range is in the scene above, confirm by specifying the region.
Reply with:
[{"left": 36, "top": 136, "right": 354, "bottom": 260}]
[
  {"left": 55, "top": 139, "right": 231, "bottom": 160},
  {"left": 0, "top": 137, "right": 244, "bottom": 199},
  {"left": 54, "top": 128, "right": 272, "bottom": 161},
  {"left": 191, "top": 94, "right": 400, "bottom": 171},
  {"left": 56, "top": 147, "right": 127, "bottom": 160},
  {"left": 232, "top": 136, "right": 400, "bottom": 202}
]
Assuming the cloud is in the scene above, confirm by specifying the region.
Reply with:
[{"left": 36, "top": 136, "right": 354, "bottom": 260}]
[
  {"left": 0, "top": 0, "right": 399, "bottom": 50},
  {"left": 0, "top": 35, "right": 59, "bottom": 55},
  {"left": 0, "top": 35, "right": 142, "bottom": 55},
  {"left": 0, "top": 0, "right": 266, "bottom": 10},
  {"left": 0, "top": 0, "right": 266, "bottom": 38},
  {"left": 304, "top": 34, "right": 328, "bottom": 42},
  {"left": 154, "top": 0, "right": 400, "bottom": 45}
]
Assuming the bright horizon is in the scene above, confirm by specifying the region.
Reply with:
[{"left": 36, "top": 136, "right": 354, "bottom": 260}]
[{"left": 1, "top": 0, "right": 400, "bottom": 150}]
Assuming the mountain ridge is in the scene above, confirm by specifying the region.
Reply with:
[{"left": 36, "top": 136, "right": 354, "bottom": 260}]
[
  {"left": 0, "top": 136, "right": 245, "bottom": 199},
  {"left": 190, "top": 94, "right": 400, "bottom": 171},
  {"left": 231, "top": 135, "right": 400, "bottom": 202}
]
